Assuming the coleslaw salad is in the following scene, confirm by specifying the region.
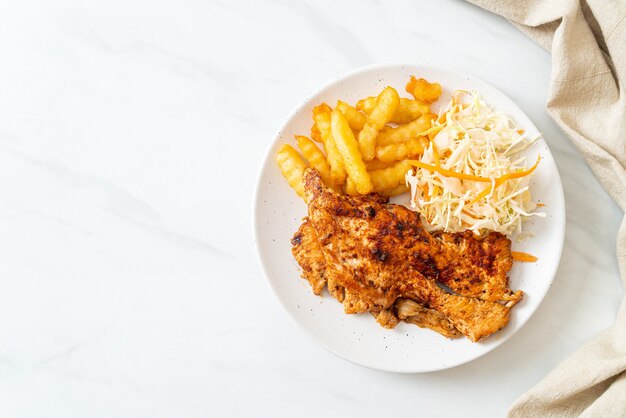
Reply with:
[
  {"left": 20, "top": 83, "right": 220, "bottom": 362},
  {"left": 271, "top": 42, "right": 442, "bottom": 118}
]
[{"left": 405, "top": 91, "right": 545, "bottom": 236}]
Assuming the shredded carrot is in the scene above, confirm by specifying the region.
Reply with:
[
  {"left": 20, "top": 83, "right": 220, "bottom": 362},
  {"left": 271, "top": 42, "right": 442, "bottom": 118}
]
[
  {"left": 408, "top": 160, "right": 492, "bottom": 182},
  {"left": 536, "top": 203, "right": 546, "bottom": 207},
  {"left": 409, "top": 154, "right": 541, "bottom": 194},
  {"left": 511, "top": 251, "right": 538, "bottom": 262},
  {"left": 424, "top": 123, "right": 444, "bottom": 163},
  {"left": 469, "top": 182, "right": 497, "bottom": 205},
  {"left": 461, "top": 209, "right": 480, "bottom": 220},
  {"left": 432, "top": 143, "right": 441, "bottom": 168},
  {"left": 428, "top": 125, "right": 444, "bottom": 142},
  {"left": 469, "top": 155, "right": 541, "bottom": 204},
  {"left": 498, "top": 154, "right": 542, "bottom": 181},
  {"left": 418, "top": 124, "right": 443, "bottom": 138}
]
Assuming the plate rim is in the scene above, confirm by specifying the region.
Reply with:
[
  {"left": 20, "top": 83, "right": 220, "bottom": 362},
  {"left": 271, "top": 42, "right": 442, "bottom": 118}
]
[{"left": 253, "top": 62, "right": 566, "bottom": 373}]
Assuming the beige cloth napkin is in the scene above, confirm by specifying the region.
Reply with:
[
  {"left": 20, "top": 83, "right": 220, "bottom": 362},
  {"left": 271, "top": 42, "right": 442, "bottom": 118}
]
[{"left": 467, "top": 0, "right": 626, "bottom": 416}]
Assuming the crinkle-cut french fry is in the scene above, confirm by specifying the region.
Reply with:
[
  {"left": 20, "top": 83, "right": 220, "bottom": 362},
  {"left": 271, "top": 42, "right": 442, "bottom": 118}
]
[
  {"left": 345, "top": 177, "right": 358, "bottom": 196},
  {"left": 376, "top": 137, "right": 429, "bottom": 162},
  {"left": 406, "top": 76, "right": 442, "bottom": 104},
  {"left": 312, "top": 104, "right": 346, "bottom": 185},
  {"left": 330, "top": 109, "right": 373, "bottom": 194},
  {"left": 276, "top": 144, "right": 307, "bottom": 198},
  {"left": 380, "top": 184, "right": 410, "bottom": 197},
  {"left": 365, "top": 158, "right": 393, "bottom": 171},
  {"left": 336, "top": 100, "right": 366, "bottom": 131},
  {"left": 357, "top": 87, "right": 399, "bottom": 161},
  {"left": 347, "top": 178, "right": 409, "bottom": 197},
  {"left": 369, "top": 160, "right": 413, "bottom": 193},
  {"left": 295, "top": 135, "right": 333, "bottom": 188},
  {"left": 357, "top": 97, "right": 429, "bottom": 124},
  {"left": 376, "top": 114, "right": 434, "bottom": 147}
]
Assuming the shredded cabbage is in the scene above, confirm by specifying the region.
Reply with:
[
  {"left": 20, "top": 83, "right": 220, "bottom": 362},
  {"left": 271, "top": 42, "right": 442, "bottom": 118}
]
[{"left": 405, "top": 91, "right": 545, "bottom": 236}]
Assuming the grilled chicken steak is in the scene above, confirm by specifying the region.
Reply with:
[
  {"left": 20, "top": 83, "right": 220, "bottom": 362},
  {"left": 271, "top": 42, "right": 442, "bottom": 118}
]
[{"left": 291, "top": 169, "right": 522, "bottom": 342}]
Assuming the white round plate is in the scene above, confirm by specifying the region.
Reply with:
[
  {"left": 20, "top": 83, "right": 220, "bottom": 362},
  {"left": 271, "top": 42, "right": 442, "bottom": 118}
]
[{"left": 254, "top": 63, "right": 565, "bottom": 373}]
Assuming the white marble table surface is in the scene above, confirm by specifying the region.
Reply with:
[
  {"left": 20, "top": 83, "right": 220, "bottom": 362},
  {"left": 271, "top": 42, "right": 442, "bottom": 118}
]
[{"left": 0, "top": 1, "right": 623, "bottom": 417}]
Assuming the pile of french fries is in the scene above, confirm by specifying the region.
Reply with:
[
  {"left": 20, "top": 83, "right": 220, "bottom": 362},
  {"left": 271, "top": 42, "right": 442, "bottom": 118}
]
[{"left": 277, "top": 76, "right": 442, "bottom": 200}]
